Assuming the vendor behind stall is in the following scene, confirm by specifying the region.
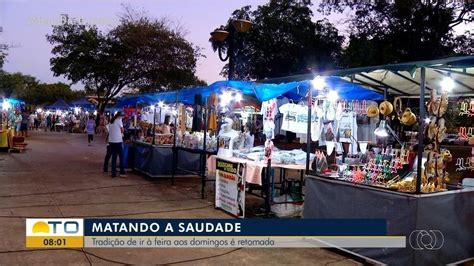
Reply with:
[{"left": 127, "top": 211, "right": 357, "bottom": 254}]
[{"left": 241, "top": 122, "right": 255, "bottom": 150}]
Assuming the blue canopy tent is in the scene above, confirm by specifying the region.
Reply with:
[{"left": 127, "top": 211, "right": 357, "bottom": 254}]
[
  {"left": 70, "top": 97, "right": 96, "bottom": 110},
  {"left": 185, "top": 77, "right": 383, "bottom": 103},
  {"left": 253, "top": 77, "right": 383, "bottom": 102},
  {"left": 113, "top": 91, "right": 179, "bottom": 109},
  {"left": 46, "top": 99, "right": 70, "bottom": 110},
  {"left": 113, "top": 76, "right": 382, "bottom": 109}
]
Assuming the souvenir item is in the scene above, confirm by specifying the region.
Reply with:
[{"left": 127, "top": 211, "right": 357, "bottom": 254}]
[
  {"left": 367, "top": 105, "right": 379, "bottom": 118},
  {"left": 379, "top": 101, "right": 393, "bottom": 116},
  {"left": 401, "top": 108, "right": 416, "bottom": 126},
  {"left": 393, "top": 97, "right": 402, "bottom": 119}
]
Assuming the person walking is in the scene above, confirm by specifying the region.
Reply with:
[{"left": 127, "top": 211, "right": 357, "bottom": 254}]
[
  {"left": 20, "top": 110, "right": 29, "bottom": 137},
  {"left": 103, "top": 134, "right": 112, "bottom": 173},
  {"left": 29, "top": 112, "right": 35, "bottom": 131},
  {"left": 86, "top": 115, "right": 95, "bottom": 146},
  {"left": 107, "top": 112, "right": 126, "bottom": 178},
  {"left": 13, "top": 110, "right": 22, "bottom": 137},
  {"left": 46, "top": 114, "right": 52, "bottom": 132}
]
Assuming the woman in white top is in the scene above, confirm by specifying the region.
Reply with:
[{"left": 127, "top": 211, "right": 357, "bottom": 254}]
[{"left": 108, "top": 112, "right": 126, "bottom": 178}]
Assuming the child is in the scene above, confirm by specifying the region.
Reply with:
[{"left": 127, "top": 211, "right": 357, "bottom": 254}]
[{"left": 86, "top": 115, "right": 95, "bottom": 146}]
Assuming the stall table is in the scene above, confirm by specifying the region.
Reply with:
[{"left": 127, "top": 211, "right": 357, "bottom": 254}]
[
  {"left": 0, "top": 129, "right": 9, "bottom": 148},
  {"left": 207, "top": 155, "right": 306, "bottom": 215},
  {"left": 171, "top": 147, "right": 217, "bottom": 199},
  {"left": 133, "top": 141, "right": 200, "bottom": 178},
  {"left": 303, "top": 174, "right": 474, "bottom": 265}
]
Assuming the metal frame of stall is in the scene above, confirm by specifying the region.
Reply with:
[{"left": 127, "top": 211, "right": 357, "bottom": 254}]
[
  {"left": 171, "top": 90, "right": 217, "bottom": 199},
  {"left": 286, "top": 56, "right": 474, "bottom": 265}
]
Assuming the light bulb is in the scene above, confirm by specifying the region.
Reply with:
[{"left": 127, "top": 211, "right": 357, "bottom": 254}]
[
  {"left": 2, "top": 101, "right": 11, "bottom": 111},
  {"left": 441, "top": 77, "right": 454, "bottom": 92},
  {"left": 235, "top": 92, "right": 242, "bottom": 102},
  {"left": 374, "top": 120, "right": 389, "bottom": 137},
  {"left": 312, "top": 76, "right": 326, "bottom": 90}
]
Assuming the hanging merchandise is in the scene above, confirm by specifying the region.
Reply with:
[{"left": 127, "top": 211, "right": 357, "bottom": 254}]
[
  {"left": 367, "top": 104, "right": 379, "bottom": 118},
  {"left": 379, "top": 101, "right": 393, "bottom": 116},
  {"left": 208, "top": 110, "right": 217, "bottom": 131},
  {"left": 261, "top": 99, "right": 277, "bottom": 139},
  {"left": 192, "top": 94, "right": 203, "bottom": 132},
  {"left": 336, "top": 111, "right": 358, "bottom": 154},
  {"left": 400, "top": 108, "right": 416, "bottom": 126},
  {"left": 207, "top": 93, "right": 218, "bottom": 131},
  {"left": 393, "top": 97, "right": 403, "bottom": 120}
]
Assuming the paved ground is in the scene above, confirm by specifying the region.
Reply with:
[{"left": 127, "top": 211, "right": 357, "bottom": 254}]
[{"left": 0, "top": 131, "right": 361, "bottom": 265}]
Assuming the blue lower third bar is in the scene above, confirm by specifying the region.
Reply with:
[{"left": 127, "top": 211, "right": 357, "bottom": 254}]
[
  {"left": 84, "top": 219, "right": 387, "bottom": 236},
  {"left": 83, "top": 219, "right": 406, "bottom": 248}
]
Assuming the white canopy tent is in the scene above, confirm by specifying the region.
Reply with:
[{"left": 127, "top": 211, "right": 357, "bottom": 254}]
[{"left": 261, "top": 55, "right": 474, "bottom": 97}]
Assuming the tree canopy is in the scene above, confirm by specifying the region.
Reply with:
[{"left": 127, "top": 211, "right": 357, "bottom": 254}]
[
  {"left": 47, "top": 11, "right": 204, "bottom": 112},
  {"left": 0, "top": 30, "right": 7, "bottom": 69},
  {"left": 0, "top": 71, "right": 83, "bottom": 105},
  {"left": 319, "top": 0, "right": 474, "bottom": 67},
  {"left": 211, "top": 0, "right": 344, "bottom": 80}
]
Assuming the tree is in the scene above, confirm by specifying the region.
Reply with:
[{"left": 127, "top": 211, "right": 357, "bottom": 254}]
[
  {"left": 319, "top": 1, "right": 474, "bottom": 67},
  {"left": 0, "top": 45, "right": 6, "bottom": 69},
  {"left": 0, "top": 29, "right": 7, "bottom": 69},
  {"left": 47, "top": 11, "right": 203, "bottom": 112},
  {"left": 210, "top": 0, "right": 344, "bottom": 80},
  {"left": 0, "top": 71, "right": 38, "bottom": 98},
  {"left": 0, "top": 71, "right": 83, "bottom": 105},
  {"left": 21, "top": 82, "right": 81, "bottom": 105}
]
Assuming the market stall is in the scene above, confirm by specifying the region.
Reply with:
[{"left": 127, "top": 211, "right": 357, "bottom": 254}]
[
  {"left": 266, "top": 56, "right": 474, "bottom": 265},
  {"left": 1, "top": 98, "right": 25, "bottom": 151},
  {"left": 203, "top": 78, "right": 377, "bottom": 217},
  {"left": 114, "top": 91, "right": 203, "bottom": 178},
  {"left": 45, "top": 99, "right": 71, "bottom": 132}
]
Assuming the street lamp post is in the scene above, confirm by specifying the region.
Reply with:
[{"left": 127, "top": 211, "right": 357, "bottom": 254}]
[{"left": 210, "top": 19, "right": 252, "bottom": 80}]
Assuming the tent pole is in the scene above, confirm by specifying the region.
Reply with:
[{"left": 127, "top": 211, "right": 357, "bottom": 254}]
[
  {"left": 305, "top": 88, "right": 312, "bottom": 174},
  {"left": 152, "top": 104, "right": 156, "bottom": 145},
  {"left": 134, "top": 103, "right": 138, "bottom": 140},
  {"left": 416, "top": 67, "right": 426, "bottom": 194}
]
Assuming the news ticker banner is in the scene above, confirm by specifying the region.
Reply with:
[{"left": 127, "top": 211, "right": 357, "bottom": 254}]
[{"left": 26, "top": 219, "right": 406, "bottom": 248}]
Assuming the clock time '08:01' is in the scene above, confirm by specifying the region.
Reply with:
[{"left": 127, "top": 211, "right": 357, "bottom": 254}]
[{"left": 43, "top": 238, "right": 67, "bottom": 246}]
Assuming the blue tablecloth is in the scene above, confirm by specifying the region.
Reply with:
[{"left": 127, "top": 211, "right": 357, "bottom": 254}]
[{"left": 132, "top": 141, "right": 200, "bottom": 178}]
